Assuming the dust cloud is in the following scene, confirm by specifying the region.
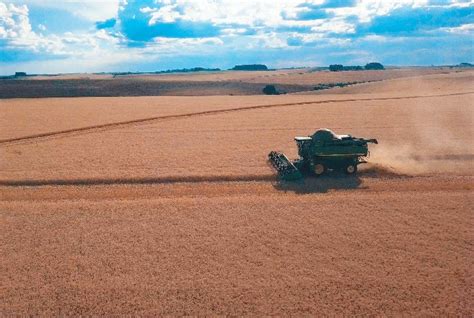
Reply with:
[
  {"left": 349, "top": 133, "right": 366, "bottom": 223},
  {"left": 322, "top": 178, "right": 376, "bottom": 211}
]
[{"left": 369, "top": 89, "right": 474, "bottom": 176}]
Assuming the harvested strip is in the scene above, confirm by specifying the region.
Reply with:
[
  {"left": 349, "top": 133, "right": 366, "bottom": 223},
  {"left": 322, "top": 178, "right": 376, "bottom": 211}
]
[{"left": 1, "top": 91, "right": 471, "bottom": 146}]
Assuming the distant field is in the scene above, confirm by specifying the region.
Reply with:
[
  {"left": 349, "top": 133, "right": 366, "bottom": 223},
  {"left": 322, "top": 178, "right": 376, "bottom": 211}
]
[
  {"left": 1, "top": 70, "right": 473, "bottom": 315},
  {"left": 0, "top": 79, "right": 313, "bottom": 98},
  {"left": 1, "top": 71, "right": 473, "bottom": 181},
  {"left": 0, "top": 67, "right": 467, "bottom": 98}
]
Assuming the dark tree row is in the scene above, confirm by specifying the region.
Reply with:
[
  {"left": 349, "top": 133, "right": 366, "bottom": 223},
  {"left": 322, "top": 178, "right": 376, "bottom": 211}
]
[
  {"left": 231, "top": 64, "right": 268, "bottom": 71},
  {"left": 329, "top": 63, "right": 384, "bottom": 71}
]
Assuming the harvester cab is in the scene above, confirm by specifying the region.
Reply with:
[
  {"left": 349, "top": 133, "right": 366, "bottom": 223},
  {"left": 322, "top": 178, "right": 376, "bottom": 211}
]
[{"left": 268, "top": 129, "right": 378, "bottom": 181}]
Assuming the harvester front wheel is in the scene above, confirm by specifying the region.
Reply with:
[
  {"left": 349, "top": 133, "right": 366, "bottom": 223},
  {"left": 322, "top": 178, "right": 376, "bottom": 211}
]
[
  {"left": 344, "top": 163, "right": 357, "bottom": 175},
  {"left": 313, "top": 163, "right": 326, "bottom": 176}
]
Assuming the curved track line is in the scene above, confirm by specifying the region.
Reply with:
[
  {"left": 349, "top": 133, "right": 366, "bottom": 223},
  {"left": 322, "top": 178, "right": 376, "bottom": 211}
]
[{"left": 1, "top": 91, "right": 472, "bottom": 146}]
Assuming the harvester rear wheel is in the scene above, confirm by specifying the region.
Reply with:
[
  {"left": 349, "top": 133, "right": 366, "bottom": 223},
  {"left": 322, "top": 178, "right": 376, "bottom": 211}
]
[
  {"left": 344, "top": 163, "right": 357, "bottom": 175},
  {"left": 313, "top": 163, "right": 325, "bottom": 176}
]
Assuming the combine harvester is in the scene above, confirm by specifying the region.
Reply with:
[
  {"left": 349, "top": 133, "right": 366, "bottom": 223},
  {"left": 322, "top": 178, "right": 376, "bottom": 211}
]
[{"left": 269, "top": 129, "right": 378, "bottom": 180}]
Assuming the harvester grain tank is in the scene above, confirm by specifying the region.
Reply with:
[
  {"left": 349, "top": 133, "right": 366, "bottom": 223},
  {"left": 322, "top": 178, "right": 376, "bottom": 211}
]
[{"left": 268, "top": 129, "right": 378, "bottom": 180}]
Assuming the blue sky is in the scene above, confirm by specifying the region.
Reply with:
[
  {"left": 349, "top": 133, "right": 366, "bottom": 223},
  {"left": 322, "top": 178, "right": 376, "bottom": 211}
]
[{"left": 0, "top": 0, "right": 472, "bottom": 74}]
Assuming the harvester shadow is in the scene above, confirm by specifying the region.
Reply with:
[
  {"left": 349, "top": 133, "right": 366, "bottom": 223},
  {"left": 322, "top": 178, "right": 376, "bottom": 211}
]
[
  {"left": 273, "top": 172, "right": 363, "bottom": 194},
  {"left": 273, "top": 163, "right": 412, "bottom": 194}
]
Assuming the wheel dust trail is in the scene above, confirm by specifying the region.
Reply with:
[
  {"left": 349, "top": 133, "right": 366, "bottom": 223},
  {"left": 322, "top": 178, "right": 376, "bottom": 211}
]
[{"left": 1, "top": 91, "right": 471, "bottom": 146}]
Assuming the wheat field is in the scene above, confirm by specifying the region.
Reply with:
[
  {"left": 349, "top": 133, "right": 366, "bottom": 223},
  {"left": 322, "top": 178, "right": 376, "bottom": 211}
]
[{"left": 1, "top": 69, "right": 473, "bottom": 315}]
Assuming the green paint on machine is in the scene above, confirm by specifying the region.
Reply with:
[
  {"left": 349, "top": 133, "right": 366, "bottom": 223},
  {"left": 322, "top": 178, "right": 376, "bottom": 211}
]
[{"left": 268, "top": 129, "right": 378, "bottom": 180}]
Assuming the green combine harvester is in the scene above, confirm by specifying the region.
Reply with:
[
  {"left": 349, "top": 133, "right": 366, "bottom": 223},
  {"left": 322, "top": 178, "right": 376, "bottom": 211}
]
[{"left": 268, "top": 129, "right": 378, "bottom": 180}]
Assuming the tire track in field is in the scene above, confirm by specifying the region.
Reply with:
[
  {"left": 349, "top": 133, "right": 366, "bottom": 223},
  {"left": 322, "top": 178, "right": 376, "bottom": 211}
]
[
  {"left": 1, "top": 174, "right": 471, "bottom": 190},
  {"left": 0, "top": 165, "right": 409, "bottom": 187},
  {"left": 0, "top": 174, "right": 276, "bottom": 187},
  {"left": 0, "top": 171, "right": 405, "bottom": 187},
  {"left": 1, "top": 91, "right": 472, "bottom": 146}
]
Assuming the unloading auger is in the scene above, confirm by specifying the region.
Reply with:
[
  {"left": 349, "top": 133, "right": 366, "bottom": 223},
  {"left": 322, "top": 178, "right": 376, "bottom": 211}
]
[{"left": 268, "top": 129, "right": 378, "bottom": 180}]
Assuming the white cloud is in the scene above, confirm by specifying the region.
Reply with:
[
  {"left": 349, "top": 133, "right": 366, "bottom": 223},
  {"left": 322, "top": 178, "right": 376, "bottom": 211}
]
[
  {"left": 0, "top": 2, "right": 31, "bottom": 39},
  {"left": 310, "top": 18, "right": 356, "bottom": 34},
  {"left": 327, "top": 0, "right": 430, "bottom": 23},
  {"left": 287, "top": 31, "right": 353, "bottom": 47},
  {"left": 152, "top": 36, "right": 224, "bottom": 47},
  {"left": 439, "top": 23, "right": 474, "bottom": 34},
  {"left": 362, "top": 34, "right": 388, "bottom": 42},
  {"left": 220, "top": 27, "right": 250, "bottom": 36},
  {"left": 3, "top": 0, "right": 121, "bottom": 21},
  {"left": 139, "top": 0, "right": 306, "bottom": 27},
  {"left": 0, "top": 2, "right": 128, "bottom": 68},
  {"left": 2, "top": 0, "right": 472, "bottom": 74},
  {"left": 442, "top": 0, "right": 474, "bottom": 8},
  {"left": 133, "top": 0, "right": 462, "bottom": 39},
  {"left": 148, "top": 4, "right": 183, "bottom": 24},
  {"left": 253, "top": 31, "right": 288, "bottom": 49},
  {"left": 0, "top": 2, "right": 62, "bottom": 52}
]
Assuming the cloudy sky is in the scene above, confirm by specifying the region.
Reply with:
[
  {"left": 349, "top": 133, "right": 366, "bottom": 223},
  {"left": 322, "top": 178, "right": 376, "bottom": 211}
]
[{"left": 0, "top": 0, "right": 472, "bottom": 74}]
